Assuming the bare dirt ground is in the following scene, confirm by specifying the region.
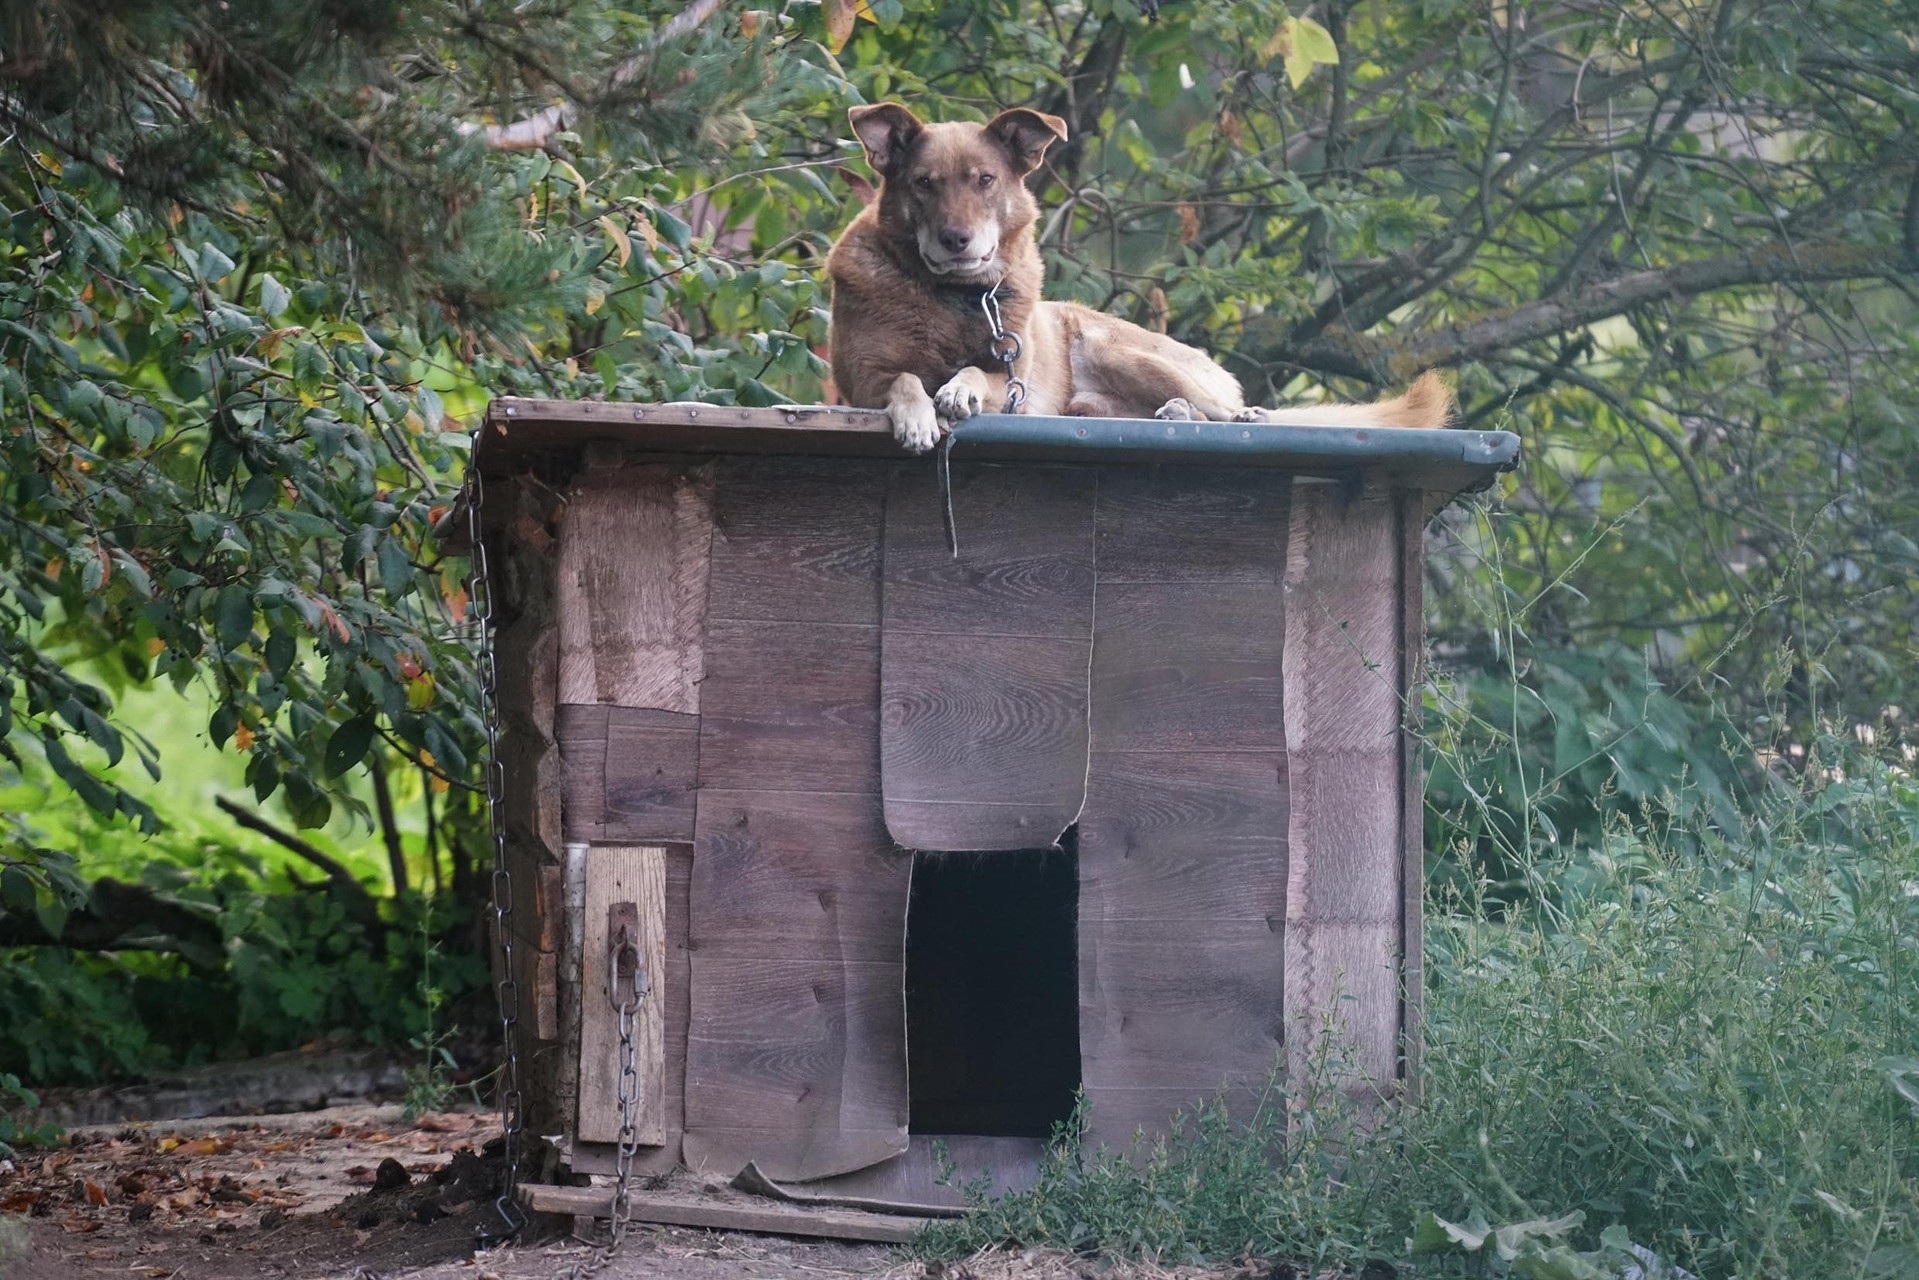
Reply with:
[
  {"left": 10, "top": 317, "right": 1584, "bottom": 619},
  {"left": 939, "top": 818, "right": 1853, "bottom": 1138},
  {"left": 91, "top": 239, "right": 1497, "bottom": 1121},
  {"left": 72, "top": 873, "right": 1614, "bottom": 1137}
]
[{"left": 0, "top": 1106, "right": 1271, "bottom": 1280}]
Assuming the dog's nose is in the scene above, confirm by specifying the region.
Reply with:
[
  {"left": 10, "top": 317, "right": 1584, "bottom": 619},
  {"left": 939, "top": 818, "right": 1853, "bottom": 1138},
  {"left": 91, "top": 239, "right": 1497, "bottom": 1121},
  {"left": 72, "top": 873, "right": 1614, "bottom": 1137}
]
[{"left": 938, "top": 228, "right": 972, "bottom": 254}]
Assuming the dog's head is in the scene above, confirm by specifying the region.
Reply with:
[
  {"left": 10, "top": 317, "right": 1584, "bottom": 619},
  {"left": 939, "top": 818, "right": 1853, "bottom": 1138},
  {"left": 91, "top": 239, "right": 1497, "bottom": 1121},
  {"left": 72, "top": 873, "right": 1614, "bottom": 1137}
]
[{"left": 848, "top": 103, "right": 1067, "bottom": 283}]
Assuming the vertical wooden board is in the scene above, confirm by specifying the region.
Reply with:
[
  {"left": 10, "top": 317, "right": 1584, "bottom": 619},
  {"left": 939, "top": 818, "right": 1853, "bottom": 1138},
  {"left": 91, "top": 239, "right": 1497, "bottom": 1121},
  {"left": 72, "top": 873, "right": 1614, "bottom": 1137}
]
[
  {"left": 1396, "top": 491, "right": 1427, "bottom": 1100},
  {"left": 1077, "top": 752, "right": 1287, "bottom": 921},
  {"left": 1088, "top": 584, "right": 1284, "bottom": 754},
  {"left": 1078, "top": 469, "right": 1290, "bottom": 1149},
  {"left": 706, "top": 458, "right": 887, "bottom": 625},
  {"left": 578, "top": 846, "right": 667, "bottom": 1146},
  {"left": 694, "top": 619, "right": 881, "bottom": 794},
  {"left": 692, "top": 790, "right": 908, "bottom": 963},
  {"left": 880, "top": 463, "right": 1096, "bottom": 851},
  {"left": 686, "top": 459, "right": 907, "bottom": 1182},
  {"left": 557, "top": 463, "right": 714, "bottom": 713},
  {"left": 1094, "top": 467, "right": 1289, "bottom": 586},
  {"left": 1282, "top": 483, "right": 1406, "bottom": 1101},
  {"left": 570, "top": 844, "right": 693, "bottom": 1177},
  {"left": 883, "top": 464, "right": 1096, "bottom": 636}
]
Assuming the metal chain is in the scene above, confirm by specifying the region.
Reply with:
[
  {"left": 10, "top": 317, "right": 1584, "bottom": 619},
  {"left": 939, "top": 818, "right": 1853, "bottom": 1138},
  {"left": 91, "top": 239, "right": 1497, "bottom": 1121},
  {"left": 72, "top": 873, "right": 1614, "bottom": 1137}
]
[
  {"left": 463, "top": 464, "right": 528, "bottom": 1246},
  {"left": 565, "top": 931, "right": 648, "bottom": 1279},
  {"left": 611, "top": 939, "right": 645, "bottom": 1241},
  {"left": 979, "top": 279, "right": 1028, "bottom": 413}
]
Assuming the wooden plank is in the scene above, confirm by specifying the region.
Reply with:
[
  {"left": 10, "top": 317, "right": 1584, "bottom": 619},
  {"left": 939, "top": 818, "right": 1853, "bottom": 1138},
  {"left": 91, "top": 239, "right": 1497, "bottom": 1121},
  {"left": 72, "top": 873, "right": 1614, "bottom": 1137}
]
[
  {"left": 570, "top": 845, "right": 691, "bottom": 1177},
  {"left": 686, "top": 459, "right": 906, "bottom": 1182},
  {"left": 515, "top": 1183, "right": 933, "bottom": 1244},
  {"left": 1397, "top": 490, "right": 1427, "bottom": 1102},
  {"left": 1088, "top": 583, "right": 1284, "bottom": 755},
  {"left": 796, "top": 1135, "right": 1042, "bottom": 1210},
  {"left": 1074, "top": 1085, "right": 1278, "bottom": 1144},
  {"left": 1079, "top": 922, "right": 1284, "bottom": 1094},
  {"left": 1077, "top": 468, "right": 1290, "bottom": 1150},
  {"left": 707, "top": 459, "right": 886, "bottom": 626},
  {"left": 556, "top": 463, "right": 713, "bottom": 713},
  {"left": 556, "top": 703, "right": 609, "bottom": 842},
  {"left": 1078, "top": 753, "right": 1286, "bottom": 922},
  {"left": 692, "top": 790, "right": 908, "bottom": 963},
  {"left": 695, "top": 620, "right": 881, "bottom": 795},
  {"left": 880, "top": 463, "right": 1095, "bottom": 851},
  {"left": 1094, "top": 468, "right": 1290, "bottom": 585},
  {"left": 603, "top": 708, "right": 700, "bottom": 843},
  {"left": 882, "top": 464, "right": 1096, "bottom": 637},
  {"left": 1282, "top": 483, "right": 1404, "bottom": 1101},
  {"left": 578, "top": 847, "right": 667, "bottom": 1146},
  {"left": 681, "top": 952, "right": 908, "bottom": 1180},
  {"left": 881, "top": 633, "right": 1090, "bottom": 850}
]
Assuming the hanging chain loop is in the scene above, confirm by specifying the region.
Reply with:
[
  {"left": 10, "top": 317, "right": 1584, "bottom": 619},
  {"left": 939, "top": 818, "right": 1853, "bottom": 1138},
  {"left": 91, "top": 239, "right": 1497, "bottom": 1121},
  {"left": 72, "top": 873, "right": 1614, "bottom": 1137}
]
[
  {"left": 463, "top": 463, "right": 528, "bottom": 1247},
  {"left": 979, "top": 279, "right": 1028, "bottom": 413}
]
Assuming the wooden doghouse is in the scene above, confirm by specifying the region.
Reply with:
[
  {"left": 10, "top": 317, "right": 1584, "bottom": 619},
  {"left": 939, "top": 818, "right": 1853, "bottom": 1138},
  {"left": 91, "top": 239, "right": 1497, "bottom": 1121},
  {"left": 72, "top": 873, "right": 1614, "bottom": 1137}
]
[{"left": 471, "top": 400, "right": 1516, "bottom": 1205}]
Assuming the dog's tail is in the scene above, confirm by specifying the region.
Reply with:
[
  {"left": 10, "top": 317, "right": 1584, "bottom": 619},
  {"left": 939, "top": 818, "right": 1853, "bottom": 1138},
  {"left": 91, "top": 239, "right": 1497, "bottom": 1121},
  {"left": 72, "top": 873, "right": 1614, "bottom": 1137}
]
[{"left": 1252, "top": 371, "right": 1453, "bottom": 429}]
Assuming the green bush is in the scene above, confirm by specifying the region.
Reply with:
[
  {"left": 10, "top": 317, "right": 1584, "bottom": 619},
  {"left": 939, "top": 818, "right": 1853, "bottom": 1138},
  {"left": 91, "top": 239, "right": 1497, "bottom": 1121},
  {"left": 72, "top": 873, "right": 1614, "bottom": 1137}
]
[{"left": 0, "top": 844, "right": 486, "bottom": 1085}]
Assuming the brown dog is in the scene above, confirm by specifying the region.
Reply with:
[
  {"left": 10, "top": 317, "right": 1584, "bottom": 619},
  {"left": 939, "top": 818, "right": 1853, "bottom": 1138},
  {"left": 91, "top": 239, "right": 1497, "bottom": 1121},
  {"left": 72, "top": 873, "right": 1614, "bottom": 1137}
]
[{"left": 825, "top": 103, "right": 1450, "bottom": 450}]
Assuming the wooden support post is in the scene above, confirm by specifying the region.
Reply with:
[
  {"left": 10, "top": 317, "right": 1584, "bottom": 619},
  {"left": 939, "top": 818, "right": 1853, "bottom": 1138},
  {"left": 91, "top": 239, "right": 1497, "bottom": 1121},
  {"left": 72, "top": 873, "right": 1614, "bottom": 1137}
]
[{"left": 578, "top": 846, "right": 667, "bottom": 1145}]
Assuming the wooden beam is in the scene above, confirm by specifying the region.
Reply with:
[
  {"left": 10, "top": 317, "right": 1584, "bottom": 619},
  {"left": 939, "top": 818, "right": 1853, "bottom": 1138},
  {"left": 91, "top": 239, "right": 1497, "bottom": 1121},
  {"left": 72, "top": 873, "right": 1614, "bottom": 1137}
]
[
  {"left": 577, "top": 846, "right": 667, "bottom": 1145},
  {"left": 515, "top": 1183, "right": 935, "bottom": 1244}
]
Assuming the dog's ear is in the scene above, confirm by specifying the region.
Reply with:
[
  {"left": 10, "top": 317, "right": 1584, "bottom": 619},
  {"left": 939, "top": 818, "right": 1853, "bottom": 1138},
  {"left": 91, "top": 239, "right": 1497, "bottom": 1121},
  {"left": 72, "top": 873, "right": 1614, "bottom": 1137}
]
[
  {"left": 848, "top": 103, "right": 925, "bottom": 176},
  {"left": 984, "top": 108, "right": 1068, "bottom": 175}
]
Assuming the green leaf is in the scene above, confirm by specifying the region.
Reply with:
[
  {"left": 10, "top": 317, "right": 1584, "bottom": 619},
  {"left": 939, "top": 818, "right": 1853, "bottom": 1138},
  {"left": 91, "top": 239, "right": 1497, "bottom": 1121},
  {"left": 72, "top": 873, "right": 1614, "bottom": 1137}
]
[
  {"left": 216, "top": 584, "right": 253, "bottom": 651},
  {"left": 0, "top": 865, "right": 36, "bottom": 916},
  {"left": 265, "top": 629, "right": 297, "bottom": 680},
  {"left": 34, "top": 895, "right": 69, "bottom": 940},
  {"left": 199, "top": 242, "right": 237, "bottom": 281},
  {"left": 1410, "top": 1208, "right": 1493, "bottom": 1254},
  {"left": 260, "top": 272, "right": 291, "bottom": 316},
  {"left": 1265, "top": 14, "right": 1339, "bottom": 89},
  {"left": 282, "top": 771, "right": 333, "bottom": 830},
  {"left": 1495, "top": 1211, "right": 1585, "bottom": 1261},
  {"left": 324, "top": 713, "right": 377, "bottom": 777}
]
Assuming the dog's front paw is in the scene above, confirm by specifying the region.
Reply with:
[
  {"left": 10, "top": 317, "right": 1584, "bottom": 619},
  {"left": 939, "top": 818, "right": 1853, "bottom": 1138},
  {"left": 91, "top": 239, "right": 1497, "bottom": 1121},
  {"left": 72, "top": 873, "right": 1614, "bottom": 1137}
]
[
  {"left": 933, "top": 373, "right": 986, "bottom": 424},
  {"left": 1231, "top": 407, "right": 1268, "bottom": 424},
  {"left": 891, "top": 397, "right": 943, "bottom": 453},
  {"left": 1154, "top": 397, "right": 1200, "bottom": 421}
]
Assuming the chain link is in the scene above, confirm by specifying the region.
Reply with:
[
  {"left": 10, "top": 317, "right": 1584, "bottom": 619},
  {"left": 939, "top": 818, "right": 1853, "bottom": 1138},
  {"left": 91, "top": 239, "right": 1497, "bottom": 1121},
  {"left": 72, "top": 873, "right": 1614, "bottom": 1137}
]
[
  {"left": 564, "top": 930, "right": 648, "bottom": 1279},
  {"left": 610, "top": 944, "right": 645, "bottom": 1248},
  {"left": 979, "top": 279, "right": 1028, "bottom": 412},
  {"left": 463, "top": 464, "right": 528, "bottom": 1246}
]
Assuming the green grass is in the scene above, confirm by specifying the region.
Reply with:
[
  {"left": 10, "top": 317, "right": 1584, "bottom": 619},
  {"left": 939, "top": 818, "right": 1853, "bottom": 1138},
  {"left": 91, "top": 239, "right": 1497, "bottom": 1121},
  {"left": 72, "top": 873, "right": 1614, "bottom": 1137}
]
[{"left": 918, "top": 752, "right": 1919, "bottom": 1278}]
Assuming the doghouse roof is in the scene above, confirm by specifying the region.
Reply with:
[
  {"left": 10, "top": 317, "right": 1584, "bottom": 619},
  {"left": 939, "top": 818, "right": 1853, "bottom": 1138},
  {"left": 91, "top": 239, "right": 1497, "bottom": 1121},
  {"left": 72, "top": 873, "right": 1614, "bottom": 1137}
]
[{"left": 473, "top": 400, "right": 1518, "bottom": 501}]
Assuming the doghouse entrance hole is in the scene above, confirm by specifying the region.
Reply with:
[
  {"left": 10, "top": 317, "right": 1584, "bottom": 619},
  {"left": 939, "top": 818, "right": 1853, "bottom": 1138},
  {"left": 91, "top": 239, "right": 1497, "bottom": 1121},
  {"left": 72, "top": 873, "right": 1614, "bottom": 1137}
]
[{"left": 906, "top": 832, "right": 1080, "bottom": 1138}]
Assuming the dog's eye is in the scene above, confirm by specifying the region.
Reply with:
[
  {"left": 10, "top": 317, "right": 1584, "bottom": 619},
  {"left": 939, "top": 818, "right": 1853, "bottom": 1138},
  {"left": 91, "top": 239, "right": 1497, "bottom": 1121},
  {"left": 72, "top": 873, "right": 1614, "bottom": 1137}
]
[
  {"left": 976, "top": 173, "right": 996, "bottom": 188},
  {"left": 914, "top": 175, "right": 933, "bottom": 190}
]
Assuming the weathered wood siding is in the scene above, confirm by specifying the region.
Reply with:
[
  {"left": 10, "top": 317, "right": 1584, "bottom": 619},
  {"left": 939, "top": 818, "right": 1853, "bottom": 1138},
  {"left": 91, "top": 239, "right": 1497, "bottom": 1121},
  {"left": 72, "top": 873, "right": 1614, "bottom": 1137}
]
[
  {"left": 879, "top": 463, "right": 1096, "bottom": 851},
  {"left": 520, "top": 451, "right": 1424, "bottom": 1180},
  {"left": 681, "top": 459, "right": 912, "bottom": 1182}
]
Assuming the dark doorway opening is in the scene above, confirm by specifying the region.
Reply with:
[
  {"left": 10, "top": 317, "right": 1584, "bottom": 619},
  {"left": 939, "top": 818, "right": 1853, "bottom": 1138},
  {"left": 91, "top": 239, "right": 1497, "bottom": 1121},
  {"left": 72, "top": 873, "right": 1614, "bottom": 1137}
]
[{"left": 905, "top": 833, "right": 1081, "bottom": 1137}]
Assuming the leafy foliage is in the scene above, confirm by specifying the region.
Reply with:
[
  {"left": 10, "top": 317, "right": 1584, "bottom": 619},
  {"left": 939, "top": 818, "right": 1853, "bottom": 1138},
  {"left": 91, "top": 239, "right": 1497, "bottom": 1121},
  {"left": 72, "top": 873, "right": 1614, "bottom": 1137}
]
[{"left": 0, "top": 826, "right": 485, "bottom": 1085}]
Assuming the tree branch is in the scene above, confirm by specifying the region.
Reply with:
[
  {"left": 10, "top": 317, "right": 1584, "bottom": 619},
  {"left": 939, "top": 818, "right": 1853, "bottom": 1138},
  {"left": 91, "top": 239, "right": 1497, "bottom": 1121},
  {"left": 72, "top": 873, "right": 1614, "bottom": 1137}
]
[
  {"left": 0, "top": 878, "right": 225, "bottom": 968},
  {"left": 214, "top": 795, "right": 385, "bottom": 939},
  {"left": 370, "top": 756, "right": 408, "bottom": 896},
  {"left": 460, "top": 0, "right": 729, "bottom": 151},
  {"left": 1272, "top": 240, "right": 1912, "bottom": 382}
]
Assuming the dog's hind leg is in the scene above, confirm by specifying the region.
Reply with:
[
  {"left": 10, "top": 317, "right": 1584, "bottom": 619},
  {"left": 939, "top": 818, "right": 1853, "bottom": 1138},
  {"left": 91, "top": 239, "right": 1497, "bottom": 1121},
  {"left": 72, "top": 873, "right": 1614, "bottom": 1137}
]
[{"left": 1074, "top": 342, "right": 1244, "bottom": 421}]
